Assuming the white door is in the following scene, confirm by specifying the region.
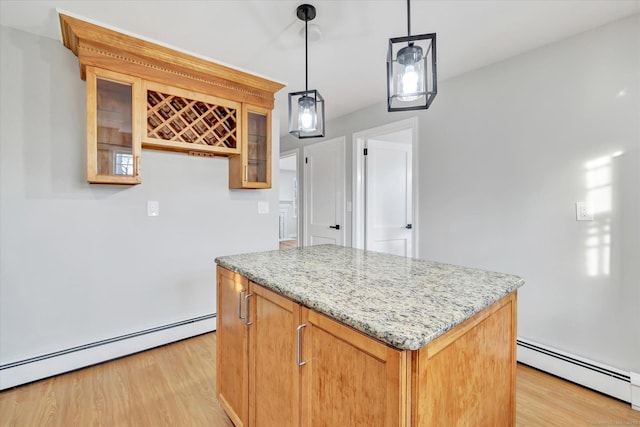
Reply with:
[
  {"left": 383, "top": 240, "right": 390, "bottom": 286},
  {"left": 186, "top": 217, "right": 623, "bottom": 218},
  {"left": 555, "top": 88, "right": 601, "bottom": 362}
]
[
  {"left": 365, "top": 139, "right": 412, "bottom": 256},
  {"left": 304, "top": 137, "right": 345, "bottom": 246}
]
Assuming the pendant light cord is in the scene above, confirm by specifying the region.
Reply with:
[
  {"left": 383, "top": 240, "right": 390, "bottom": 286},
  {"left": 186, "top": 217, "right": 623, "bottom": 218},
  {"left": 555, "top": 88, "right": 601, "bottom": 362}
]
[
  {"left": 407, "top": 0, "right": 411, "bottom": 37},
  {"left": 305, "top": 9, "right": 309, "bottom": 92}
]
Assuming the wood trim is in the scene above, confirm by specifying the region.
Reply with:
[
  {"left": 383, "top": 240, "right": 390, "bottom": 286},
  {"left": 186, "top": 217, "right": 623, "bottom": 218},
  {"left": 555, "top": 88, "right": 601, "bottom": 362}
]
[
  {"left": 509, "top": 291, "right": 518, "bottom": 426},
  {"left": 305, "top": 310, "right": 389, "bottom": 361},
  {"left": 59, "top": 13, "right": 284, "bottom": 109}
]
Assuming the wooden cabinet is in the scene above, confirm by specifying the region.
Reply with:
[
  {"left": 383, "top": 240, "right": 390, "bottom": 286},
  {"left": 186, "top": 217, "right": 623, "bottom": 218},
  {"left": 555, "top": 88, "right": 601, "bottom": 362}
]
[
  {"left": 216, "top": 266, "right": 405, "bottom": 427},
  {"left": 216, "top": 267, "right": 249, "bottom": 427},
  {"left": 413, "top": 293, "right": 517, "bottom": 426},
  {"left": 60, "top": 14, "right": 284, "bottom": 187},
  {"left": 217, "top": 266, "right": 518, "bottom": 426},
  {"left": 248, "top": 283, "right": 300, "bottom": 427},
  {"left": 229, "top": 105, "right": 272, "bottom": 189},
  {"left": 86, "top": 67, "right": 142, "bottom": 184},
  {"left": 300, "top": 309, "right": 406, "bottom": 427}
]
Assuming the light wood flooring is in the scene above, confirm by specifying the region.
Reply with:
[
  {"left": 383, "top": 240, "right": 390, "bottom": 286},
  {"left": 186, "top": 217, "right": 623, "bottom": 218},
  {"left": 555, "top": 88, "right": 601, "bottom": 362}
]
[
  {"left": 1, "top": 332, "right": 638, "bottom": 426},
  {"left": 279, "top": 239, "right": 298, "bottom": 250}
]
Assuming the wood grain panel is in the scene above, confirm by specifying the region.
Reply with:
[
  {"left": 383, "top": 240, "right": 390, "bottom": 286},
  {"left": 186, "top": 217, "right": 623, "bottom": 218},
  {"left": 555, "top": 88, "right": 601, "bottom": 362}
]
[
  {"left": 415, "top": 293, "right": 517, "bottom": 426},
  {"left": 300, "top": 309, "right": 407, "bottom": 427},
  {"left": 217, "top": 266, "right": 249, "bottom": 427},
  {"left": 249, "top": 283, "right": 301, "bottom": 427}
]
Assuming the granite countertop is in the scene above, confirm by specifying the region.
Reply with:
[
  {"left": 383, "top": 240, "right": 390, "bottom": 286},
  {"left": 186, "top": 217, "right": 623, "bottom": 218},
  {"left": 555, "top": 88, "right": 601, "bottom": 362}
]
[{"left": 215, "top": 245, "right": 525, "bottom": 351}]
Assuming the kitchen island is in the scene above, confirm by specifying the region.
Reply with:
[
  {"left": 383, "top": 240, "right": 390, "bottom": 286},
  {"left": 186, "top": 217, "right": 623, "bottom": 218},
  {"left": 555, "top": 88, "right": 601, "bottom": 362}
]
[{"left": 215, "top": 245, "right": 525, "bottom": 426}]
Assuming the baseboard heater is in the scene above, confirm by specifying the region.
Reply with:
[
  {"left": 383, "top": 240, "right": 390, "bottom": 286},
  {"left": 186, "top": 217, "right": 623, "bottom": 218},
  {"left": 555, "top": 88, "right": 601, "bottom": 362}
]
[
  {"left": 0, "top": 313, "right": 216, "bottom": 391},
  {"left": 517, "top": 337, "right": 638, "bottom": 409}
]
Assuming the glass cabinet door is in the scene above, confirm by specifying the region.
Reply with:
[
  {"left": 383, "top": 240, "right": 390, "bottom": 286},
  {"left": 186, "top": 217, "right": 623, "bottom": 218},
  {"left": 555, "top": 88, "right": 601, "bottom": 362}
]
[
  {"left": 236, "top": 105, "right": 271, "bottom": 189},
  {"left": 86, "top": 67, "right": 142, "bottom": 184}
]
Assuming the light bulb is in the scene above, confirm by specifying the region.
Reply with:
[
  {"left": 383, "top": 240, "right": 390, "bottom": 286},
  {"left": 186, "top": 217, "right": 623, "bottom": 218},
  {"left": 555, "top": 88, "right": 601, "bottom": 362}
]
[
  {"left": 394, "top": 44, "right": 425, "bottom": 103},
  {"left": 298, "top": 96, "right": 317, "bottom": 132},
  {"left": 401, "top": 65, "right": 419, "bottom": 95}
]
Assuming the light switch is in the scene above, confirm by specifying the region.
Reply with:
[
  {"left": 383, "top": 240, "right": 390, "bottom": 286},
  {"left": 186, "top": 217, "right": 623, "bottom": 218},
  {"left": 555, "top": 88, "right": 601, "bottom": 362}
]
[
  {"left": 147, "top": 201, "right": 160, "bottom": 217},
  {"left": 258, "top": 201, "right": 269, "bottom": 214},
  {"left": 575, "top": 201, "right": 593, "bottom": 221}
]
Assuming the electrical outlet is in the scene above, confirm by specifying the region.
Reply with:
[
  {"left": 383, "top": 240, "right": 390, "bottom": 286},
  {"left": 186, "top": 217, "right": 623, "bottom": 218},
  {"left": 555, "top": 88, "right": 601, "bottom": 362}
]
[{"left": 575, "top": 201, "right": 593, "bottom": 221}]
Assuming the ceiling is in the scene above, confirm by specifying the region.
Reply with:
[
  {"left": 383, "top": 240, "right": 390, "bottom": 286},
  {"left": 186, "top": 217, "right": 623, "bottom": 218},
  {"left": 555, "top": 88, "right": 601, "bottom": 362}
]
[{"left": 2, "top": 1, "right": 639, "bottom": 137}]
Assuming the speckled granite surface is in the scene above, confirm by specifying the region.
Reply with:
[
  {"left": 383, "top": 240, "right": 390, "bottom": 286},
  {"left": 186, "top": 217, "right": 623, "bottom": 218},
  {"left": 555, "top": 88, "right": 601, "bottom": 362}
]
[{"left": 215, "top": 245, "right": 524, "bottom": 351}]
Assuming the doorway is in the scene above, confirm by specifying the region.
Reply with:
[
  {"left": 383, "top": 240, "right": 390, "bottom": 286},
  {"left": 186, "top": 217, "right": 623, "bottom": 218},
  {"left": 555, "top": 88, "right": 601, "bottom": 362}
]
[
  {"left": 353, "top": 118, "right": 418, "bottom": 258},
  {"left": 279, "top": 150, "right": 299, "bottom": 249}
]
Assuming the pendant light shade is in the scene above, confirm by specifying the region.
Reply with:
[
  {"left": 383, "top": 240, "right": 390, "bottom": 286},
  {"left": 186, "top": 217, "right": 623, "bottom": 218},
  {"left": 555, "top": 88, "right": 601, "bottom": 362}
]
[
  {"left": 288, "top": 4, "right": 325, "bottom": 138},
  {"left": 387, "top": 0, "right": 437, "bottom": 111}
]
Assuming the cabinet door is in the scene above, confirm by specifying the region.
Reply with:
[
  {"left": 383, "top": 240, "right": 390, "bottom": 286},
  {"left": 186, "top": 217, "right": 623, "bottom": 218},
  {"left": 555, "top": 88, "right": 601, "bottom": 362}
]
[
  {"left": 216, "top": 267, "right": 249, "bottom": 427},
  {"left": 249, "top": 283, "right": 301, "bottom": 427},
  {"left": 229, "top": 105, "right": 271, "bottom": 189},
  {"left": 86, "top": 67, "right": 142, "bottom": 184},
  {"left": 300, "top": 309, "right": 407, "bottom": 427}
]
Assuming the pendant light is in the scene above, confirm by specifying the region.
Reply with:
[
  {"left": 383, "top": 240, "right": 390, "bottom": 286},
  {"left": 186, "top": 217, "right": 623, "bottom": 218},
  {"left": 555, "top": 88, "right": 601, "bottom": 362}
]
[
  {"left": 288, "top": 4, "right": 325, "bottom": 138},
  {"left": 387, "top": 0, "right": 437, "bottom": 111}
]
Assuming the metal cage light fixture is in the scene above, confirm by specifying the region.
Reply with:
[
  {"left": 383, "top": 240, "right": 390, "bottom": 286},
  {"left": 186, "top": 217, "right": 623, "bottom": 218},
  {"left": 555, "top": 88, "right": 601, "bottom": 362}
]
[
  {"left": 387, "top": 0, "right": 437, "bottom": 112},
  {"left": 288, "top": 4, "right": 325, "bottom": 138}
]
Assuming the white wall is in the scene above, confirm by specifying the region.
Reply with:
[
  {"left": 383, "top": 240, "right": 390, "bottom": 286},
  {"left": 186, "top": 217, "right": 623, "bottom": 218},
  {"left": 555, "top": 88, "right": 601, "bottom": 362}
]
[
  {"left": 282, "top": 15, "right": 640, "bottom": 374},
  {"left": 0, "top": 26, "right": 279, "bottom": 380},
  {"left": 418, "top": 14, "right": 639, "bottom": 374}
]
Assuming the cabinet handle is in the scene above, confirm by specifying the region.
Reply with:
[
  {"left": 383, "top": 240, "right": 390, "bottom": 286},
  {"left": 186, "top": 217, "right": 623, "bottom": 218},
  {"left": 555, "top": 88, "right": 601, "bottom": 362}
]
[
  {"left": 244, "top": 293, "right": 253, "bottom": 326},
  {"left": 296, "top": 324, "right": 307, "bottom": 367},
  {"left": 135, "top": 155, "right": 140, "bottom": 176},
  {"left": 238, "top": 288, "right": 247, "bottom": 320},
  {"left": 244, "top": 165, "right": 248, "bottom": 182}
]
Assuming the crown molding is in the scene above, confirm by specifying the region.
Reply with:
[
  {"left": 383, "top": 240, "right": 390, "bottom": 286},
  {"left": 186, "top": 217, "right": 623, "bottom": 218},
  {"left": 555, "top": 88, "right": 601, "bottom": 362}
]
[{"left": 59, "top": 13, "right": 284, "bottom": 109}]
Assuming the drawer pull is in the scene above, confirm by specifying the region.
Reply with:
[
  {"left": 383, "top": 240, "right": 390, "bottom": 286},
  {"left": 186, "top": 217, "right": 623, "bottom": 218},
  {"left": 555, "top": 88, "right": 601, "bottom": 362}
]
[
  {"left": 296, "top": 324, "right": 307, "bottom": 367},
  {"left": 238, "top": 288, "right": 247, "bottom": 319},
  {"left": 244, "top": 294, "right": 253, "bottom": 326}
]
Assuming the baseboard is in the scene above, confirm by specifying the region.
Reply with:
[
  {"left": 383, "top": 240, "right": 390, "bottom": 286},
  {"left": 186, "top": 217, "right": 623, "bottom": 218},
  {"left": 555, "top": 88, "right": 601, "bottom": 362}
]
[
  {"left": 517, "top": 337, "right": 632, "bottom": 405},
  {"left": 631, "top": 372, "right": 640, "bottom": 410},
  {"left": 0, "top": 314, "right": 216, "bottom": 390}
]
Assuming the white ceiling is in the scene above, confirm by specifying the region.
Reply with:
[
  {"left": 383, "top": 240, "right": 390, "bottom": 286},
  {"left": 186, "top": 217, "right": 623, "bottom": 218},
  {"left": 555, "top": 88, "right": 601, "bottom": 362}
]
[{"left": 2, "top": 1, "right": 639, "bottom": 137}]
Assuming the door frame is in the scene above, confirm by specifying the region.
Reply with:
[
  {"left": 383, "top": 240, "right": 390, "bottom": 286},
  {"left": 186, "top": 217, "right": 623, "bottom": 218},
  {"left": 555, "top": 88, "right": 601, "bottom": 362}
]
[
  {"left": 280, "top": 148, "right": 301, "bottom": 248},
  {"left": 352, "top": 117, "right": 419, "bottom": 258},
  {"left": 303, "top": 136, "right": 347, "bottom": 247}
]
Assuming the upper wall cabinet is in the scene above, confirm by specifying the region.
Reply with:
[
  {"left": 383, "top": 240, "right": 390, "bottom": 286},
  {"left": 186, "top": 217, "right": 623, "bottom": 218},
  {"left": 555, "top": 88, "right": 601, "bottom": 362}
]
[
  {"left": 86, "top": 67, "right": 142, "bottom": 184},
  {"left": 59, "top": 13, "right": 284, "bottom": 187},
  {"left": 229, "top": 105, "right": 272, "bottom": 189}
]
